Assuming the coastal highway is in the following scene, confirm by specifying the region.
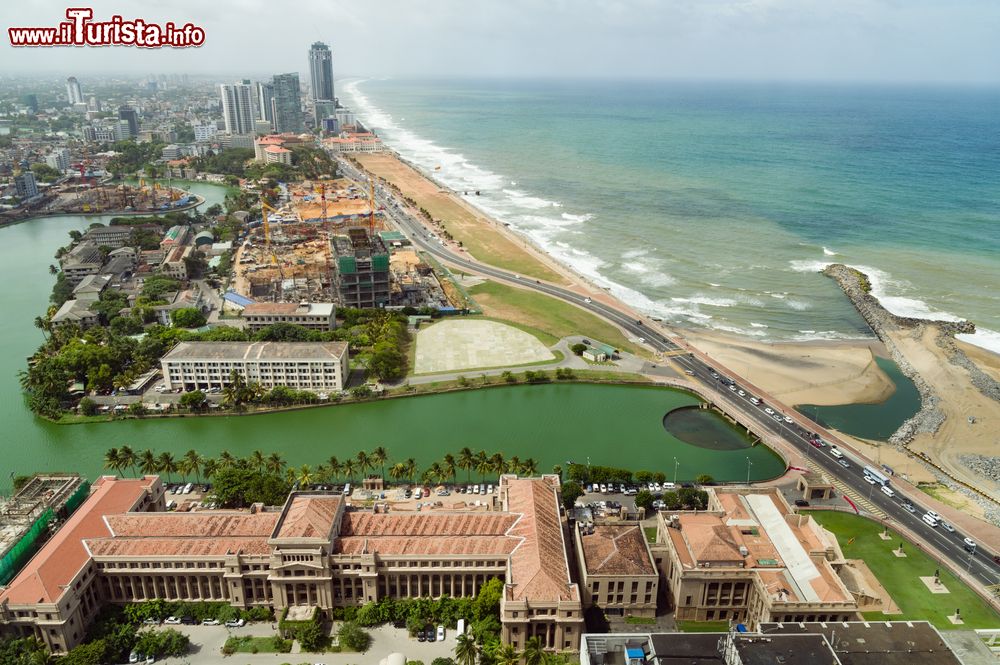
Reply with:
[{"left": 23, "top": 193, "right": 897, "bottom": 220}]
[{"left": 339, "top": 159, "right": 1000, "bottom": 589}]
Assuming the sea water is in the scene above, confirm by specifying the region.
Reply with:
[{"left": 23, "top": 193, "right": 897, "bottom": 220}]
[{"left": 342, "top": 79, "right": 1000, "bottom": 353}]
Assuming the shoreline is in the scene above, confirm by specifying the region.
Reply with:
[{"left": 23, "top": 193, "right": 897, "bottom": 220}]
[{"left": 0, "top": 193, "right": 206, "bottom": 227}]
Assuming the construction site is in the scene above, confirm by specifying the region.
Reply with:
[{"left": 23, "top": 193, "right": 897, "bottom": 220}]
[
  {"left": 42, "top": 179, "right": 198, "bottom": 215},
  {"left": 230, "top": 179, "right": 452, "bottom": 309},
  {"left": 0, "top": 475, "right": 89, "bottom": 586}
]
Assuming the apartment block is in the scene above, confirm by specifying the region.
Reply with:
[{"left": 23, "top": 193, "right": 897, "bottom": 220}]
[
  {"left": 332, "top": 229, "right": 390, "bottom": 308},
  {"left": 240, "top": 302, "right": 336, "bottom": 332},
  {"left": 573, "top": 522, "right": 659, "bottom": 618},
  {"left": 161, "top": 341, "right": 349, "bottom": 392}
]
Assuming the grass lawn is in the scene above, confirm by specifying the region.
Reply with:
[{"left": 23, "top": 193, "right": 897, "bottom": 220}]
[
  {"left": 468, "top": 281, "right": 643, "bottom": 356},
  {"left": 811, "top": 511, "right": 1000, "bottom": 629},
  {"left": 224, "top": 635, "right": 291, "bottom": 653},
  {"left": 624, "top": 615, "right": 657, "bottom": 625},
  {"left": 644, "top": 526, "right": 658, "bottom": 543},
  {"left": 677, "top": 620, "right": 731, "bottom": 633}
]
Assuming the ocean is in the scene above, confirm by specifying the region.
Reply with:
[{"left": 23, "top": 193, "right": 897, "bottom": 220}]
[{"left": 341, "top": 79, "right": 1000, "bottom": 353}]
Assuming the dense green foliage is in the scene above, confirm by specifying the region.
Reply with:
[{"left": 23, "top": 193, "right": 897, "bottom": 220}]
[
  {"left": 338, "top": 621, "right": 370, "bottom": 652},
  {"left": 560, "top": 480, "right": 583, "bottom": 510},
  {"left": 170, "top": 307, "right": 206, "bottom": 328},
  {"left": 30, "top": 162, "right": 62, "bottom": 182},
  {"left": 133, "top": 629, "right": 189, "bottom": 658},
  {"left": 107, "top": 140, "right": 165, "bottom": 176},
  {"left": 212, "top": 462, "right": 292, "bottom": 507},
  {"left": 0, "top": 636, "right": 49, "bottom": 665},
  {"left": 189, "top": 148, "right": 255, "bottom": 176}
]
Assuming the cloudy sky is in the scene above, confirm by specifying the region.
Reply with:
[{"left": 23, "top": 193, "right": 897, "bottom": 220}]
[{"left": 1, "top": 0, "right": 998, "bottom": 83}]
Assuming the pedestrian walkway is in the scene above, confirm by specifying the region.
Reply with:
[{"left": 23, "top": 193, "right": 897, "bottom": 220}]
[{"left": 805, "top": 460, "right": 886, "bottom": 518}]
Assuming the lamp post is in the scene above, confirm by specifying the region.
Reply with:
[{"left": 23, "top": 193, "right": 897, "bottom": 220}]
[
  {"left": 746, "top": 457, "right": 753, "bottom": 485},
  {"left": 674, "top": 457, "right": 679, "bottom": 485}
]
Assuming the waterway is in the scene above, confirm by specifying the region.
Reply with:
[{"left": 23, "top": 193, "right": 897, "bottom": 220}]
[
  {"left": 0, "top": 179, "right": 790, "bottom": 490},
  {"left": 795, "top": 356, "right": 922, "bottom": 441}
]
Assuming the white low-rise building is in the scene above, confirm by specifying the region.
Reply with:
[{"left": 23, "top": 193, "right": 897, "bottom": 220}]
[
  {"left": 241, "top": 301, "right": 336, "bottom": 331},
  {"left": 161, "top": 341, "right": 349, "bottom": 392}
]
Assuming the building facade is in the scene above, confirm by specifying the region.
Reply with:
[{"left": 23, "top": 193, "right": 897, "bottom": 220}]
[
  {"left": 14, "top": 172, "right": 39, "bottom": 199},
  {"left": 81, "top": 225, "right": 134, "bottom": 249},
  {"left": 161, "top": 341, "right": 350, "bottom": 392},
  {"left": 651, "top": 488, "right": 860, "bottom": 629},
  {"left": 332, "top": 229, "right": 391, "bottom": 308},
  {"left": 220, "top": 81, "right": 255, "bottom": 135},
  {"left": 308, "top": 41, "right": 335, "bottom": 102},
  {"left": 1, "top": 476, "right": 582, "bottom": 655},
  {"left": 66, "top": 77, "right": 83, "bottom": 105},
  {"left": 573, "top": 522, "right": 658, "bottom": 618},
  {"left": 241, "top": 302, "right": 336, "bottom": 331},
  {"left": 271, "top": 73, "right": 304, "bottom": 134},
  {"left": 255, "top": 81, "right": 275, "bottom": 123},
  {"left": 117, "top": 106, "right": 139, "bottom": 138}
]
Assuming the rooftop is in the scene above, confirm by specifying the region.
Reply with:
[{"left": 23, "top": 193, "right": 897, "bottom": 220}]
[
  {"left": 578, "top": 523, "right": 656, "bottom": 577},
  {"left": 0, "top": 477, "right": 157, "bottom": 606},
  {"left": 502, "top": 475, "right": 579, "bottom": 603},
  {"left": 242, "top": 302, "right": 335, "bottom": 317},
  {"left": 162, "top": 340, "right": 348, "bottom": 362},
  {"left": 759, "top": 621, "right": 963, "bottom": 665},
  {"left": 273, "top": 494, "right": 342, "bottom": 540},
  {"left": 103, "top": 511, "right": 279, "bottom": 538}
]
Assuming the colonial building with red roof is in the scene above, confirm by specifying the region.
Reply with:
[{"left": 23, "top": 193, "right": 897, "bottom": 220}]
[{"left": 0, "top": 475, "right": 584, "bottom": 654}]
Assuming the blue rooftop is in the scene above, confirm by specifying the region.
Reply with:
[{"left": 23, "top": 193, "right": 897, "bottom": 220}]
[{"left": 223, "top": 291, "right": 254, "bottom": 307}]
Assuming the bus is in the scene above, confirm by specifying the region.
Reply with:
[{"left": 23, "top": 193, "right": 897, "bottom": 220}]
[{"left": 863, "top": 466, "right": 890, "bottom": 486}]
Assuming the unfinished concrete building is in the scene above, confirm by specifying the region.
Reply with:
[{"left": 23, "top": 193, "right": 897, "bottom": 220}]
[{"left": 332, "top": 229, "right": 390, "bottom": 308}]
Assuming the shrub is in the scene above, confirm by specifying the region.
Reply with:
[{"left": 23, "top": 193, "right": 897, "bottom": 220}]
[
  {"left": 570, "top": 343, "right": 587, "bottom": 355},
  {"left": 338, "top": 621, "right": 370, "bottom": 652},
  {"left": 79, "top": 397, "right": 98, "bottom": 416}
]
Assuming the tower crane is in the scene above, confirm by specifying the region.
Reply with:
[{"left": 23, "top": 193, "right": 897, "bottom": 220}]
[{"left": 260, "top": 198, "right": 279, "bottom": 265}]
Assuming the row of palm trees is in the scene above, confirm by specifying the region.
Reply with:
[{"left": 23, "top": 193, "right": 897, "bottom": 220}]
[
  {"left": 455, "top": 633, "right": 566, "bottom": 665},
  {"left": 103, "top": 445, "right": 547, "bottom": 490}
]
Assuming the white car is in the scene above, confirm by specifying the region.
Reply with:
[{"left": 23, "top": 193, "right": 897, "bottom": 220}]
[
  {"left": 202, "top": 618, "right": 220, "bottom": 626},
  {"left": 164, "top": 616, "right": 181, "bottom": 625},
  {"left": 225, "top": 618, "right": 246, "bottom": 628},
  {"left": 764, "top": 407, "right": 775, "bottom": 415},
  {"left": 783, "top": 415, "right": 794, "bottom": 423},
  {"left": 750, "top": 397, "right": 761, "bottom": 405},
  {"left": 737, "top": 390, "right": 745, "bottom": 397},
  {"left": 437, "top": 625, "right": 445, "bottom": 641},
  {"left": 584, "top": 297, "right": 592, "bottom": 303},
  {"left": 864, "top": 476, "right": 877, "bottom": 485}
]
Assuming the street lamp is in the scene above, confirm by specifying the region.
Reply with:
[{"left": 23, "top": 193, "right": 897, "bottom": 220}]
[
  {"left": 673, "top": 457, "right": 679, "bottom": 485},
  {"left": 746, "top": 457, "right": 753, "bottom": 485}
]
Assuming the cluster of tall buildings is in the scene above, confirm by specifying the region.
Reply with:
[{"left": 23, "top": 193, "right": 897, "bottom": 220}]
[{"left": 217, "top": 41, "right": 337, "bottom": 139}]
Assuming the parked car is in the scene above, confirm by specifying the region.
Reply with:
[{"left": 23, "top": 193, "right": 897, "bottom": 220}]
[
  {"left": 180, "top": 616, "right": 197, "bottom": 625},
  {"left": 437, "top": 625, "right": 445, "bottom": 641},
  {"left": 902, "top": 502, "right": 916, "bottom": 514},
  {"left": 129, "top": 652, "right": 140, "bottom": 663},
  {"left": 164, "top": 616, "right": 181, "bottom": 625},
  {"left": 202, "top": 618, "right": 220, "bottom": 625},
  {"left": 794, "top": 499, "right": 810, "bottom": 507},
  {"left": 225, "top": 618, "right": 246, "bottom": 628}
]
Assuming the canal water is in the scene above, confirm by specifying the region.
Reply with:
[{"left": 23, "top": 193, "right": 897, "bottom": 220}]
[
  {"left": 795, "top": 356, "right": 922, "bottom": 441},
  {"left": 0, "top": 181, "right": 792, "bottom": 488}
]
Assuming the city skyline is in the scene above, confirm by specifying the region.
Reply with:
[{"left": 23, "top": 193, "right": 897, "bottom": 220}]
[{"left": 0, "top": 0, "right": 997, "bottom": 84}]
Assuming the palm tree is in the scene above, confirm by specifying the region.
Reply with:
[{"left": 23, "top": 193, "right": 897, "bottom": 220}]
[
  {"left": 489, "top": 453, "right": 505, "bottom": 478},
  {"left": 104, "top": 447, "right": 121, "bottom": 476},
  {"left": 183, "top": 449, "right": 203, "bottom": 483},
  {"left": 475, "top": 458, "right": 493, "bottom": 484},
  {"left": 507, "top": 456, "right": 522, "bottom": 475},
  {"left": 522, "top": 457, "right": 539, "bottom": 477},
  {"left": 140, "top": 449, "right": 158, "bottom": 475},
  {"left": 495, "top": 643, "right": 521, "bottom": 665},
  {"left": 389, "top": 463, "right": 407, "bottom": 485},
  {"left": 424, "top": 462, "right": 444, "bottom": 485},
  {"left": 552, "top": 464, "right": 562, "bottom": 480},
  {"left": 356, "top": 451, "right": 371, "bottom": 481},
  {"left": 177, "top": 457, "right": 194, "bottom": 481},
  {"left": 157, "top": 452, "right": 177, "bottom": 482},
  {"left": 405, "top": 458, "right": 417, "bottom": 484},
  {"left": 266, "top": 452, "right": 285, "bottom": 475},
  {"left": 371, "top": 446, "right": 388, "bottom": 481},
  {"left": 458, "top": 447, "right": 475, "bottom": 483},
  {"left": 442, "top": 454, "right": 457, "bottom": 485},
  {"left": 285, "top": 467, "right": 297, "bottom": 486},
  {"left": 119, "top": 445, "right": 137, "bottom": 477},
  {"left": 218, "top": 450, "right": 235, "bottom": 470},
  {"left": 298, "top": 464, "right": 313, "bottom": 489},
  {"left": 327, "top": 456, "right": 341, "bottom": 481},
  {"left": 522, "top": 636, "right": 545, "bottom": 665},
  {"left": 454, "top": 633, "right": 478, "bottom": 665},
  {"left": 202, "top": 458, "right": 219, "bottom": 482},
  {"left": 251, "top": 450, "right": 265, "bottom": 473},
  {"left": 315, "top": 464, "right": 330, "bottom": 484},
  {"left": 341, "top": 458, "right": 357, "bottom": 484}
]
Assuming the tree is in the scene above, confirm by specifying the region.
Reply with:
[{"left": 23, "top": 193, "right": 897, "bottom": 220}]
[
  {"left": 454, "top": 633, "right": 478, "bottom": 665},
  {"left": 179, "top": 389, "right": 207, "bottom": 411},
  {"left": 356, "top": 451, "right": 372, "bottom": 480},
  {"left": 298, "top": 464, "right": 314, "bottom": 489},
  {"left": 297, "top": 620, "right": 326, "bottom": 652},
  {"left": 212, "top": 465, "right": 291, "bottom": 508},
  {"left": 371, "top": 446, "right": 388, "bottom": 480},
  {"left": 458, "top": 447, "right": 475, "bottom": 483},
  {"left": 522, "top": 637, "right": 545, "bottom": 665},
  {"left": 662, "top": 490, "right": 682, "bottom": 510},
  {"left": 79, "top": 397, "right": 99, "bottom": 416},
  {"left": 170, "top": 307, "right": 206, "bottom": 328},
  {"left": 104, "top": 447, "right": 122, "bottom": 475},
  {"left": 183, "top": 449, "right": 203, "bottom": 483},
  {"left": 474, "top": 577, "right": 503, "bottom": 620},
  {"left": 157, "top": 452, "right": 177, "bottom": 482},
  {"left": 442, "top": 454, "right": 457, "bottom": 484},
  {"left": 119, "top": 445, "right": 137, "bottom": 476},
  {"left": 495, "top": 643, "right": 521, "bottom": 665},
  {"left": 405, "top": 458, "right": 417, "bottom": 484},
  {"left": 570, "top": 343, "right": 587, "bottom": 356},
  {"left": 341, "top": 458, "right": 357, "bottom": 484},
  {"left": 695, "top": 473, "right": 715, "bottom": 486},
  {"left": 266, "top": 452, "right": 285, "bottom": 475},
  {"left": 390, "top": 463, "right": 407, "bottom": 485},
  {"left": 338, "top": 621, "right": 370, "bottom": 652},
  {"left": 521, "top": 458, "right": 538, "bottom": 476},
  {"left": 140, "top": 449, "right": 158, "bottom": 475},
  {"left": 560, "top": 480, "right": 584, "bottom": 510},
  {"left": 635, "top": 489, "right": 655, "bottom": 513}
]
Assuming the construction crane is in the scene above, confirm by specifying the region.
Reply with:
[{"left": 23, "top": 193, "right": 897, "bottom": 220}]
[
  {"left": 316, "top": 182, "right": 328, "bottom": 223},
  {"left": 368, "top": 178, "right": 376, "bottom": 236}
]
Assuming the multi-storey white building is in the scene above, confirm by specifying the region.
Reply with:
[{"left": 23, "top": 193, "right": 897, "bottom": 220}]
[
  {"left": 241, "top": 302, "right": 336, "bottom": 331},
  {"left": 219, "top": 81, "right": 254, "bottom": 135},
  {"left": 193, "top": 122, "right": 218, "bottom": 142},
  {"left": 161, "top": 341, "right": 349, "bottom": 392}
]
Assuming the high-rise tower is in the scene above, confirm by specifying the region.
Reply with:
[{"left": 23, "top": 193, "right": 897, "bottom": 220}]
[
  {"left": 308, "top": 42, "right": 334, "bottom": 103},
  {"left": 271, "top": 73, "right": 304, "bottom": 133},
  {"left": 219, "top": 81, "right": 254, "bottom": 135},
  {"left": 65, "top": 77, "right": 83, "bottom": 105}
]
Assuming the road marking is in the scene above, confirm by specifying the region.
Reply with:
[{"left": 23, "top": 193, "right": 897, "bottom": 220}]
[{"left": 805, "top": 460, "right": 886, "bottom": 518}]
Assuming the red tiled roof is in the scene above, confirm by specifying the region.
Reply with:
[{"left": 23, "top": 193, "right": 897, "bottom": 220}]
[
  {"left": 504, "top": 477, "right": 579, "bottom": 602},
  {"left": 579, "top": 524, "right": 656, "bottom": 576},
  {"left": 341, "top": 512, "right": 518, "bottom": 537},
  {"left": 86, "top": 536, "right": 271, "bottom": 557},
  {"left": 335, "top": 535, "right": 520, "bottom": 557},
  {"left": 105, "top": 511, "right": 278, "bottom": 538},
  {"left": 0, "top": 477, "right": 157, "bottom": 606},
  {"left": 274, "top": 495, "right": 341, "bottom": 539}
]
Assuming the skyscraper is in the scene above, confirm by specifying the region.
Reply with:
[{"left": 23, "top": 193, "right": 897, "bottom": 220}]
[
  {"left": 65, "top": 77, "right": 83, "bottom": 105},
  {"left": 271, "top": 73, "right": 303, "bottom": 134},
  {"left": 117, "top": 105, "right": 139, "bottom": 138},
  {"left": 308, "top": 42, "right": 334, "bottom": 103},
  {"left": 255, "top": 81, "right": 274, "bottom": 123},
  {"left": 219, "top": 81, "right": 254, "bottom": 135}
]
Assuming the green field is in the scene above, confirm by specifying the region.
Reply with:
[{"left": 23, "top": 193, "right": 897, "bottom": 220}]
[
  {"left": 468, "top": 281, "right": 643, "bottom": 355},
  {"left": 811, "top": 511, "right": 1000, "bottom": 629},
  {"left": 224, "top": 635, "right": 290, "bottom": 653},
  {"left": 676, "top": 620, "right": 731, "bottom": 633}
]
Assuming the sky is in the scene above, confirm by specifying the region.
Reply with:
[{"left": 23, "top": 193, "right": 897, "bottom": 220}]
[{"left": 1, "top": 0, "right": 999, "bottom": 83}]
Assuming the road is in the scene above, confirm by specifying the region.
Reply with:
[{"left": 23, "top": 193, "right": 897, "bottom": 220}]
[{"left": 337, "top": 159, "right": 1000, "bottom": 590}]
